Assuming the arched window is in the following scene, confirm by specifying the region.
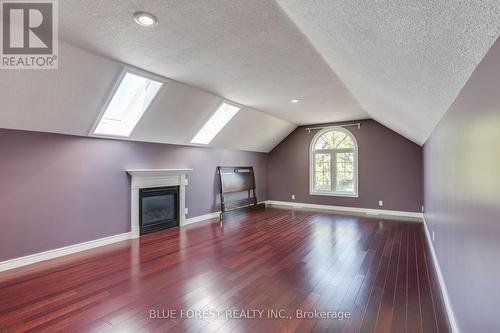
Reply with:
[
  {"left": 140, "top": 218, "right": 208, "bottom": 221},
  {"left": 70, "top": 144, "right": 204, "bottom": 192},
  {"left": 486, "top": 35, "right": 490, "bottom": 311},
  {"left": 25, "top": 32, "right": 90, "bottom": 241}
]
[{"left": 310, "top": 127, "right": 358, "bottom": 197}]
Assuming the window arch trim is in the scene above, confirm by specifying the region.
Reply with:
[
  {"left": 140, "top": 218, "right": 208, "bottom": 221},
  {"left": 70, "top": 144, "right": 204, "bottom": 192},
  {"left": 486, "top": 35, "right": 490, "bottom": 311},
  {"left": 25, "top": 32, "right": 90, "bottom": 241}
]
[{"left": 309, "top": 126, "right": 359, "bottom": 197}]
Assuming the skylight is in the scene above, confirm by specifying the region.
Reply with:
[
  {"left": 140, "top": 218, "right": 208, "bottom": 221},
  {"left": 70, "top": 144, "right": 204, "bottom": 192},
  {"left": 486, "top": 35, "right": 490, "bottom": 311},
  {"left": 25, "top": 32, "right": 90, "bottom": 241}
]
[
  {"left": 191, "top": 102, "right": 240, "bottom": 144},
  {"left": 93, "top": 71, "right": 163, "bottom": 137}
]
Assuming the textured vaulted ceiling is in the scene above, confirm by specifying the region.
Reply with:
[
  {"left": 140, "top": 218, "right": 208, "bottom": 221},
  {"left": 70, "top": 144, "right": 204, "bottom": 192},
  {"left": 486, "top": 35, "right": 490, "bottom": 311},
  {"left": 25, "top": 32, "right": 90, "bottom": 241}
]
[
  {"left": 0, "top": 42, "right": 295, "bottom": 152},
  {"left": 276, "top": 0, "right": 500, "bottom": 144},
  {"left": 58, "top": 0, "right": 366, "bottom": 126},
  {"left": 1, "top": 0, "right": 499, "bottom": 150}
]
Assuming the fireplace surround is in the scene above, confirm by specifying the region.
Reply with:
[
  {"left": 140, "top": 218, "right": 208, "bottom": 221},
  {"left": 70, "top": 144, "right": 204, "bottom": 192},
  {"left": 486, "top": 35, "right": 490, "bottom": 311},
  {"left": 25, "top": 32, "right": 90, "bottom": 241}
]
[{"left": 127, "top": 169, "right": 192, "bottom": 238}]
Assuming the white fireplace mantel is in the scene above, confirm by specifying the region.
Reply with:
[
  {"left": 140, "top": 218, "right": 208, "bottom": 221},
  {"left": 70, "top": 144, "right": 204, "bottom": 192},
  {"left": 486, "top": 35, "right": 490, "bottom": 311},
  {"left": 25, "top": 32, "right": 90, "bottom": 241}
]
[{"left": 126, "top": 168, "right": 192, "bottom": 238}]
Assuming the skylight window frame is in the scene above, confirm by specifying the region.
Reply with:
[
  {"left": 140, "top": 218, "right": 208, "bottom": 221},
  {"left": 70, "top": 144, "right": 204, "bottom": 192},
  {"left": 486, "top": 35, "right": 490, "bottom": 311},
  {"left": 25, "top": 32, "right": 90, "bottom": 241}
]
[
  {"left": 190, "top": 100, "right": 241, "bottom": 145},
  {"left": 90, "top": 67, "right": 166, "bottom": 139}
]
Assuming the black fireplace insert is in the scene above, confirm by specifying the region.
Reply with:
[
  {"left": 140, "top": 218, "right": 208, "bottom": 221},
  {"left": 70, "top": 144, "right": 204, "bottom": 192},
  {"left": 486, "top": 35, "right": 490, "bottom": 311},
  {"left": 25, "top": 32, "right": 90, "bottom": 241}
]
[{"left": 139, "top": 186, "right": 179, "bottom": 235}]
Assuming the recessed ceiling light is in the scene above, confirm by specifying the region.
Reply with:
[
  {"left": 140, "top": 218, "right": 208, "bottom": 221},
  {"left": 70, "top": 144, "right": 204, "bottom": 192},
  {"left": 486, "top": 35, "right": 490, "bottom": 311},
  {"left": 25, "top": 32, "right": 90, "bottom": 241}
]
[
  {"left": 291, "top": 99, "right": 301, "bottom": 103},
  {"left": 133, "top": 12, "right": 158, "bottom": 27}
]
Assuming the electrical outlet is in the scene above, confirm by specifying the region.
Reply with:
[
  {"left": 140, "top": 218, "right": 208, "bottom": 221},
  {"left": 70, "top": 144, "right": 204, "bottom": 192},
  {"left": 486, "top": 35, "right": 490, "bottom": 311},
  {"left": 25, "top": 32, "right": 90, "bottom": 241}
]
[
  {"left": 291, "top": 194, "right": 295, "bottom": 200},
  {"left": 432, "top": 231, "right": 435, "bottom": 242},
  {"left": 185, "top": 207, "right": 188, "bottom": 215},
  {"left": 378, "top": 200, "right": 383, "bottom": 207}
]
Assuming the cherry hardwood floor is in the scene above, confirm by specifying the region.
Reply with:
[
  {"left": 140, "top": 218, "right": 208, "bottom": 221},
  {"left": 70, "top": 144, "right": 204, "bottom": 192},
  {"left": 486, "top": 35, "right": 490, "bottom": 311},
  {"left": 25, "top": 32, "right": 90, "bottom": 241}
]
[{"left": 0, "top": 208, "right": 449, "bottom": 333}]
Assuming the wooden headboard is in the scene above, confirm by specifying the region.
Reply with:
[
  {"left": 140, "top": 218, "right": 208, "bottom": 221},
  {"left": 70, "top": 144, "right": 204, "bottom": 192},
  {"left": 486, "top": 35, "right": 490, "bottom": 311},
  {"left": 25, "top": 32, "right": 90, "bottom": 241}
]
[{"left": 217, "top": 166, "right": 260, "bottom": 219}]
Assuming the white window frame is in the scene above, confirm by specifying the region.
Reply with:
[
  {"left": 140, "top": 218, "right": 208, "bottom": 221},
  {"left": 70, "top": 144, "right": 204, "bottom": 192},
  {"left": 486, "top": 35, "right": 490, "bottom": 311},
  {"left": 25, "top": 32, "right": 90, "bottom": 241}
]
[
  {"left": 90, "top": 67, "right": 166, "bottom": 139},
  {"left": 190, "top": 101, "right": 241, "bottom": 145},
  {"left": 309, "top": 126, "right": 359, "bottom": 197}
]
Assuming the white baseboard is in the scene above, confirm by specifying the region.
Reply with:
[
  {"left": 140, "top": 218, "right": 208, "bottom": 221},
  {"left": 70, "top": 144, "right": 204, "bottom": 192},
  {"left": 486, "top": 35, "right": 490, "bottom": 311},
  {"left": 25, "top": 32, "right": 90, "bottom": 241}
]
[
  {"left": 422, "top": 216, "right": 460, "bottom": 333},
  {"left": 183, "top": 200, "right": 272, "bottom": 227},
  {"left": 265, "top": 200, "right": 423, "bottom": 221},
  {"left": 0, "top": 204, "right": 421, "bottom": 273},
  {"left": 0, "top": 210, "right": 224, "bottom": 273},
  {"left": 184, "top": 211, "right": 221, "bottom": 226},
  {"left": 0, "top": 232, "right": 132, "bottom": 272}
]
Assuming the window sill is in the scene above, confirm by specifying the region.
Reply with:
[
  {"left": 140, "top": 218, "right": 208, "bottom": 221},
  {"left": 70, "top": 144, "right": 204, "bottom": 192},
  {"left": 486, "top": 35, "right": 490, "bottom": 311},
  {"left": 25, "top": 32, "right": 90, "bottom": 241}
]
[{"left": 310, "top": 191, "right": 358, "bottom": 198}]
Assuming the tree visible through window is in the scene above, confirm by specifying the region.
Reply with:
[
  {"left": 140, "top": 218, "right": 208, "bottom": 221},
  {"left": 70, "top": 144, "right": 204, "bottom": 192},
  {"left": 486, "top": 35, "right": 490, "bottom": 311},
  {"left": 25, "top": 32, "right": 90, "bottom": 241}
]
[{"left": 310, "top": 127, "right": 358, "bottom": 196}]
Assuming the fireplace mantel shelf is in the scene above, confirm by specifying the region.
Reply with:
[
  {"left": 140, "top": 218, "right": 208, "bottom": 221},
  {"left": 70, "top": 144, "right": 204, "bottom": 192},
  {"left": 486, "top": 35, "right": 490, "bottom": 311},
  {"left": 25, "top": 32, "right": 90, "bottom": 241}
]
[{"left": 126, "top": 169, "right": 193, "bottom": 178}]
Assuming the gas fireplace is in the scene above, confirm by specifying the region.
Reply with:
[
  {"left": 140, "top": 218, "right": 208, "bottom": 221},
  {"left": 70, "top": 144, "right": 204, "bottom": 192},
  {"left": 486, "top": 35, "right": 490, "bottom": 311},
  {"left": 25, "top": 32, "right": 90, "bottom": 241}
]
[{"left": 139, "top": 186, "right": 179, "bottom": 235}]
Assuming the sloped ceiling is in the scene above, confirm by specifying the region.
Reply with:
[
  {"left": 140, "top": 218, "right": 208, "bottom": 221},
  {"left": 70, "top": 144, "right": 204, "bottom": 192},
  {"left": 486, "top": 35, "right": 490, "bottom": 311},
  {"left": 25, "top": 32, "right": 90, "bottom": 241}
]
[
  {"left": 0, "top": 42, "right": 295, "bottom": 152},
  {"left": 1, "top": 0, "right": 499, "bottom": 150},
  {"left": 275, "top": 0, "right": 500, "bottom": 144},
  {"left": 58, "top": 0, "right": 366, "bottom": 126}
]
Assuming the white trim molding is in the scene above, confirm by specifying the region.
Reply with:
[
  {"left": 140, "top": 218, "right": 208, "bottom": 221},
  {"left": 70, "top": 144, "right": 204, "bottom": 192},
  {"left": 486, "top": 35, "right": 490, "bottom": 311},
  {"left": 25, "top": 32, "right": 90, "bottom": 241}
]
[
  {"left": 0, "top": 232, "right": 132, "bottom": 272},
  {"left": 0, "top": 210, "right": 221, "bottom": 272},
  {"left": 309, "top": 126, "right": 359, "bottom": 198},
  {"left": 422, "top": 216, "right": 460, "bottom": 333},
  {"left": 127, "top": 168, "right": 192, "bottom": 238},
  {"left": 184, "top": 211, "right": 221, "bottom": 226},
  {"left": 265, "top": 200, "right": 423, "bottom": 221}
]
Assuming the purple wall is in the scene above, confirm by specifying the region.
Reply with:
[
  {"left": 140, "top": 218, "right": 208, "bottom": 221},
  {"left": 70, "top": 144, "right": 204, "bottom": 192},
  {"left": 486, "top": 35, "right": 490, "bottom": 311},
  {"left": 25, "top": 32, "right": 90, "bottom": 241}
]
[
  {"left": 268, "top": 119, "right": 423, "bottom": 212},
  {"left": 0, "top": 129, "right": 268, "bottom": 261},
  {"left": 423, "top": 39, "right": 500, "bottom": 332}
]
